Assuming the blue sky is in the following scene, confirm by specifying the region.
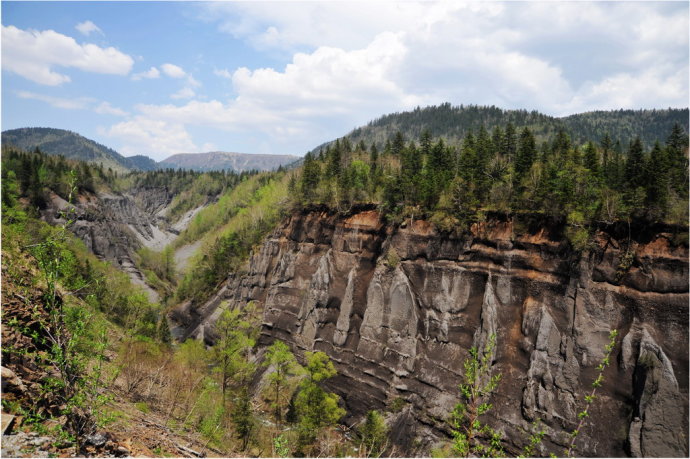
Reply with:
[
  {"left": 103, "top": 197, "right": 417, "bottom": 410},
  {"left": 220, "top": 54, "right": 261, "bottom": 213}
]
[{"left": 2, "top": 1, "right": 688, "bottom": 161}]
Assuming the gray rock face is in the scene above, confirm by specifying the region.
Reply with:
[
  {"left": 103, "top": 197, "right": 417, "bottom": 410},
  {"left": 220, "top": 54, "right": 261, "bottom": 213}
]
[
  {"left": 179, "top": 209, "right": 689, "bottom": 457},
  {"left": 43, "top": 187, "right": 178, "bottom": 303}
]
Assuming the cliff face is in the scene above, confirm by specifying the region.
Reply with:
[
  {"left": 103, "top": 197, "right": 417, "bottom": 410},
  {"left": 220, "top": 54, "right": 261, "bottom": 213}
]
[
  {"left": 178, "top": 208, "right": 688, "bottom": 457},
  {"left": 44, "top": 187, "right": 177, "bottom": 302}
]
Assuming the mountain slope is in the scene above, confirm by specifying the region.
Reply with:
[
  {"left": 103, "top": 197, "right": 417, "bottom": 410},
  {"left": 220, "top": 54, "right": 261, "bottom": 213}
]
[
  {"left": 125, "top": 154, "right": 159, "bottom": 171},
  {"left": 312, "top": 104, "right": 689, "bottom": 153},
  {"left": 159, "top": 151, "right": 299, "bottom": 172},
  {"left": 2, "top": 127, "right": 136, "bottom": 172}
]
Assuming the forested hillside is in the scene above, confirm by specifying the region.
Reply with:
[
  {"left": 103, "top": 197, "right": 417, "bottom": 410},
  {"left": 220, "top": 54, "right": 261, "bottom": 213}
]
[
  {"left": 313, "top": 104, "right": 689, "bottom": 155},
  {"left": 2, "top": 127, "right": 138, "bottom": 173},
  {"left": 300, "top": 122, "right": 688, "bottom": 248}
]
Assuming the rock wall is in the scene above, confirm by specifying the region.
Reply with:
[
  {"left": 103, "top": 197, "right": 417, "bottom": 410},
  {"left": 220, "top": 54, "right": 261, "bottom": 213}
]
[
  {"left": 178, "top": 207, "right": 688, "bottom": 457},
  {"left": 44, "top": 187, "right": 177, "bottom": 302}
]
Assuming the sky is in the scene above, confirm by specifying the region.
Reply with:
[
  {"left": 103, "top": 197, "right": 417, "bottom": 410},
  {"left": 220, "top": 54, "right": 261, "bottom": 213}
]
[{"left": 1, "top": 1, "right": 688, "bottom": 161}]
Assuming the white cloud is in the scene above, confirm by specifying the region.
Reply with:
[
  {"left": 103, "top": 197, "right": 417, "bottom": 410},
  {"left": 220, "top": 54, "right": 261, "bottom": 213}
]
[
  {"left": 94, "top": 101, "right": 128, "bottom": 117},
  {"left": 186, "top": 75, "right": 201, "bottom": 88},
  {"left": 108, "top": 2, "right": 688, "bottom": 157},
  {"left": 16, "top": 90, "right": 95, "bottom": 110},
  {"left": 214, "top": 68, "right": 233, "bottom": 79},
  {"left": 75, "top": 20, "right": 103, "bottom": 36},
  {"left": 103, "top": 117, "right": 198, "bottom": 159},
  {"left": 160, "top": 63, "right": 187, "bottom": 79},
  {"left": 170, "top": 87, "right": 196, "bottom": 100},
  {"left": 562, "top": 68, "right": 689, "bottom": 115},
  {"left": 132, "top": 66, "right": 160, "bottom": 80},
  {"left": 2, "top": 25, "right": 134, "bottom": 85},
  {"left": 16, "top": 90, "right": 128, "bottom": 117}
]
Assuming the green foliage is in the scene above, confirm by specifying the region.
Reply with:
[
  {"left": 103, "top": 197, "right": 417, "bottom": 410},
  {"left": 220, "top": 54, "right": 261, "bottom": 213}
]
[
  {"left": 135, "top": 402, "right": 150, "bottom": 413},
  {"left": 565, "top": 329, "right": 619, "bottom": 457},
  {"left": 385, "top": 248, "right": 401, "bottom": 269},
  {"left": 300, "top": 153, "right": 322, "bottom": 202},
  {"left": 312, "top": 105, "right": 687, "bottom": 168},
  {"left": 295, "top": 352, "right": 346, "bottom": 450},
  {"left": 295, "top": 120, "right": 687, "bottom": 236},
  {"left": 518, "top": 421, "right": 547, "bottom": 458},
  {"left": 232, "top": 387, "right": 255, "bottom": 451},
  {"left": 212, "top": 304, "right": 258, "bottom": 398},
  {"left": 263, "top": 340, "right": 302, "bottom": 422},
  {"left": 389, "top": 397, "right": 407, "bottom": 413},
  {"left": 358, "top": 410, "right": 389, "bottom": 457},
  {"left": 18, "top": 172, "right": 113, "bottom": 450},
  {"left": 175, "top": 172, "right": 290, "bottom": 302},
  {"left": 450, "top": 334, "right": 504, "bottom": 458},
  {"left": 273, "top": 434, "right": 291, "bottom": 457},
  {"left": 2, "top": 127, "right": 134, "bottom": 173}
]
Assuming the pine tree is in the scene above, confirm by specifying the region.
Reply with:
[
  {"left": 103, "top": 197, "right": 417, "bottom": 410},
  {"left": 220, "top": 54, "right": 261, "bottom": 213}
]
[
  {"left": 583, "top": 141, "right": 600, "bottom": 176},
  {"left": 625, "top": 137, "right": 646, "bottom": 190},
  {"left": 458, "top": 130, "right": 477, "bottom": 182},
  {"left": 295, "top": 352, "right": 345, "bottom": 451},
  {"left": 300, "top": 153, "right": 321, "bottom": 202},
  {"left": 665, "top": 123, "right": 689, "bottom": 194},
  {"left": 644, "top": 141, "right": 670, "bottom": 218},
  {"left": 514, "top": 127, "right": 536, "bottom": 184},
  {"left": 326, "top": 144, "right": 341, "bottom": 180},
  {"left": 391, "top": 131, "right": 405, "bottom": 158},
  {"left": 491, "top": 126, "right": 504, "bottom": 156},
  {"left": 358, "top": 410, "right": 389, "bottom": 457},
  {"left": 502, "top": 122, "right": 517, "bottom": 163},
  {"left": 552, "top": 127, "right": 571, "bottom": 159},
  {"left": 232, "top": 387, "right": 254, "bottom": 451},
  {"left": 262, "top": 340, "right": 301, "bottom": 422}
]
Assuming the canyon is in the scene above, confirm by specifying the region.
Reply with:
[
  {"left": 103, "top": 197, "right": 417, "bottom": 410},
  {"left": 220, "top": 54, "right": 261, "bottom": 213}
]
[
  {"left": 172, "top": 206, "right": 689, "bottom": 457},
  {"left": 36, "top": 181, "right": 688, "bottom": 457}
]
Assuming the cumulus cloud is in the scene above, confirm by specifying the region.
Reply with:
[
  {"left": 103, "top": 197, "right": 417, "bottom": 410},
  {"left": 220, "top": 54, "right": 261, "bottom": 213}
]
[
  {"left": 2, "top": 25, "right": 134, "bottom": 85},
  {"left": 103, "top": 117, "right": 198, "bottom": 159},
  {"left": 160, "top": 63, "right": 187, "bottom": 79},
  {"left": 110, "top": 2, "right": 687, "bottom": 156},
  {"left": 75, "top": 20, "right": 103, "bottom": 36},
  {"left": 132, "top": 66, "right": 160, "bottom": 80}
]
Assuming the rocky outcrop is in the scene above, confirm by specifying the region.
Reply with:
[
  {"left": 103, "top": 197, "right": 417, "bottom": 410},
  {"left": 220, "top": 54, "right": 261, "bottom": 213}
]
[
  {"left": 178, "top": 208, "right": 688, "bottom": 456},
  {"left": 44, "top": 187, "right": 180, "bottom": 303}
]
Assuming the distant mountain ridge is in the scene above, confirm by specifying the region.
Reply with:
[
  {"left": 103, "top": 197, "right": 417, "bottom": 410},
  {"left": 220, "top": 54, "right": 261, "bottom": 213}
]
[
  {"left": 1, "top": 128, "right": 298, "bottom": 173},
  {"left": 312, "top": 104, "right": 689, "bottom": 154},
  {"left": 158, "top": 151, "right": 299, "bottom": 172},
  {"left": 2, "top": 127, "right": 136, "bottom": 172}
]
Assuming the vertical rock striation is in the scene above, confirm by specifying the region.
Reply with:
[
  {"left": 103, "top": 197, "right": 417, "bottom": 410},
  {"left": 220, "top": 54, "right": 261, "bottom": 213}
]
[{"left": 177, "top": 207, "right": 688, "bottom": 456}]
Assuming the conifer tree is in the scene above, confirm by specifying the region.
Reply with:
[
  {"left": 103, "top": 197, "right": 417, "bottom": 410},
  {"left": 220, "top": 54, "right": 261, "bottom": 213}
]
[
  {"left": 514, "top": 127, "right": 536, "bottom": 183},
  {"left": 583, "top": 141, "right": 600, "bottom": 177},
  {"left": 625, "top": 137, "right": 646, "bottom": 190},
  {"left": 262, "top": 340, "right": 301, "bottom": 422},
  {"left": 300, "top": 153, "right": 321, "bottom": 202},
  {"left": 552, "top": 127, "right": 571, "bottom": 160},
  {"left": 295, "top": 352, "right": 345, "bottom": 450},
  {"left": 665, "top": 123, "right": 689, "bottom": 194},
  {"left": 644, "top": 141, "right": 670, "bottom": 217},
  {"left": 503, "top": 122, "right": 517, "bottom": 163},
  {"left": 391, "top": 131, "right": 405, "bottom": 158},
  {"left": 491, "top": 126, "right": 504, "bottom": 155}
]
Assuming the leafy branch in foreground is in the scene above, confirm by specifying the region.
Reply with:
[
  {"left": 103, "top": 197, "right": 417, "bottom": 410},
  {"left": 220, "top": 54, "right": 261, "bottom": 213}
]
[
  {"left": 30, "top": 171, "right": 111, "bottom": 450},
  {"left": 565, "top": 329, "right": 619, "bottom": 457},
  {"left": 450, "top": 333, "right": 504, "bottom": 457}
]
